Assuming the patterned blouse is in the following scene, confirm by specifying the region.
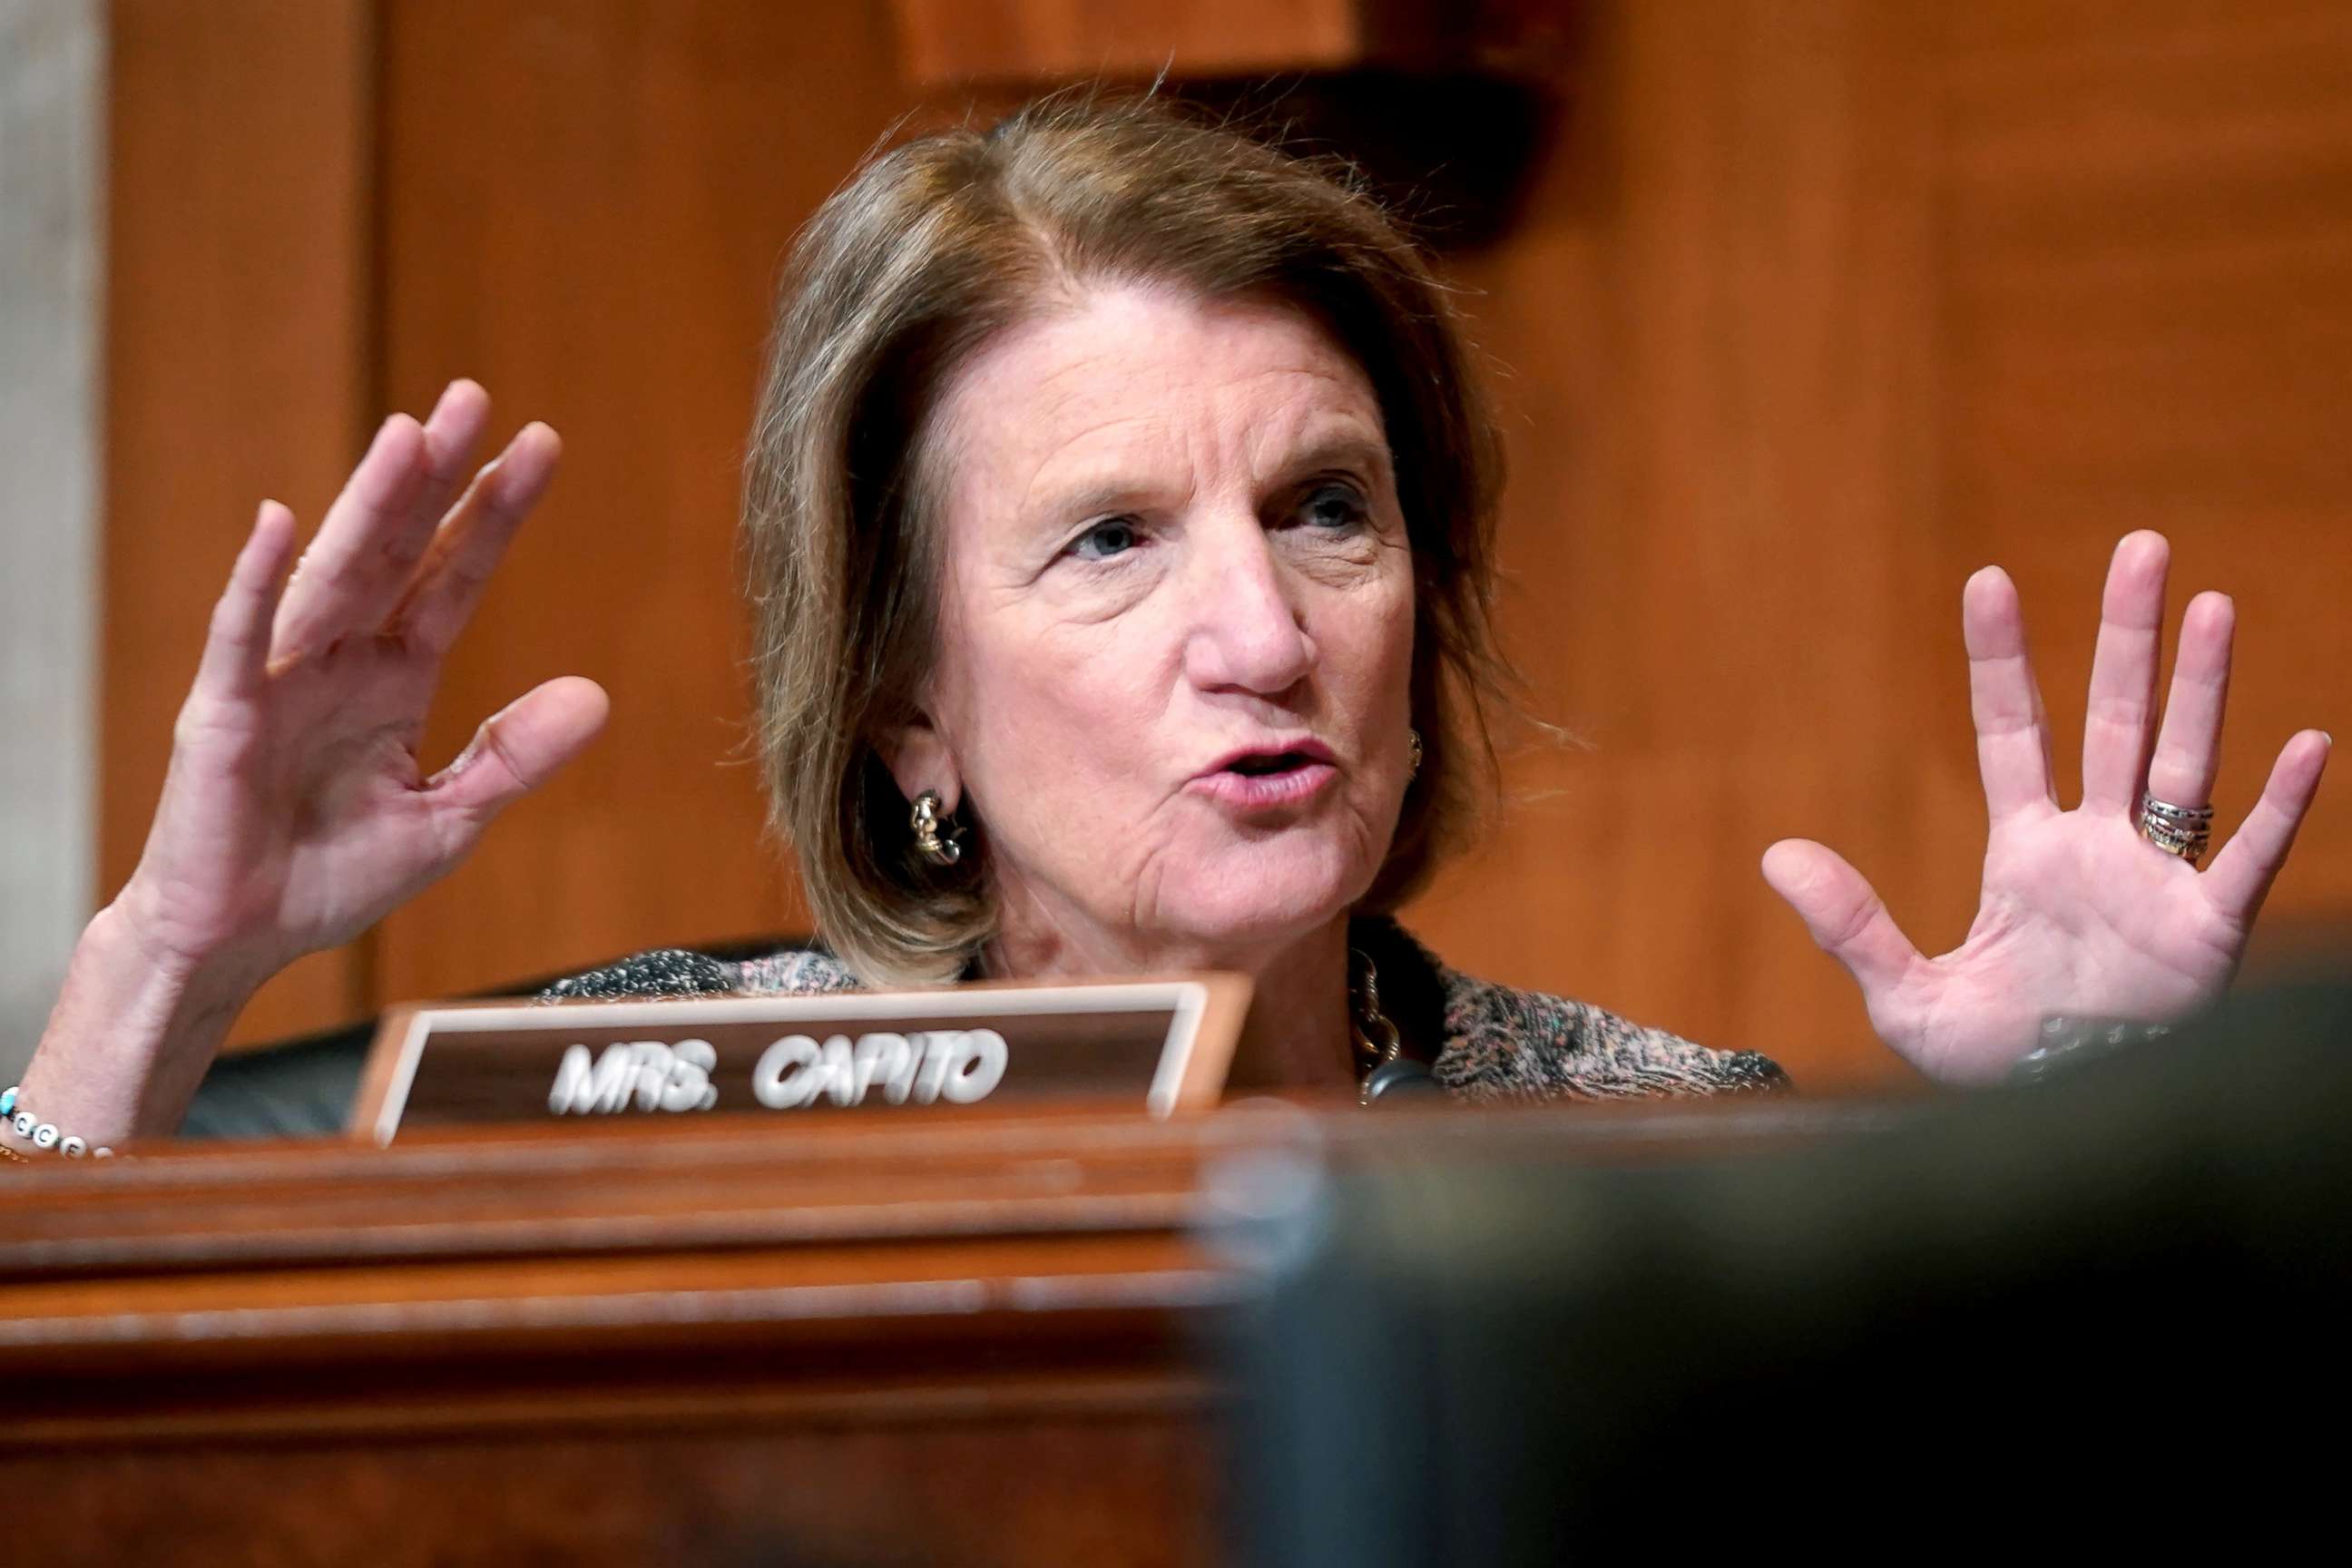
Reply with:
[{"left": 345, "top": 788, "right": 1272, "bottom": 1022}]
[{"left": 542, "top": 916, "right": 1791, "bottom": 1102}]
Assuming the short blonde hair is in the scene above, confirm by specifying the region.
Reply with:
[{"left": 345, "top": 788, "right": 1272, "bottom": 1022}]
[{"left": 745, "top": 93, "right": 1511, "bottom": 986}]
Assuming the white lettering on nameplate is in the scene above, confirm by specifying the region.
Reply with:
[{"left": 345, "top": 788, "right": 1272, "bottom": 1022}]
[
  {"left": 752, "top": 1029, "right": 1009, "bottom": 1110},
  {"left": 547, "top": 1039, "right": 720, "bottom": 1115}
]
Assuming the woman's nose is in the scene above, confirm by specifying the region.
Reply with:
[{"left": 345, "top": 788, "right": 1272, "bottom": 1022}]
[{"left": 1181, "top": 524, "right": 1313, "bottom": 697}]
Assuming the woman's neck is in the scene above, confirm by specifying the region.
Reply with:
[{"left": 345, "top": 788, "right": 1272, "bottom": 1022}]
[{"left": 980, "top": 895, "right": 1358, "bottom": 1093}]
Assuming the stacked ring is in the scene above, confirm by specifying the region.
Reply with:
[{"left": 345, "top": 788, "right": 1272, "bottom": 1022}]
[{"left": 2138, "top": 793, "right": 2215, "bottom": 867}]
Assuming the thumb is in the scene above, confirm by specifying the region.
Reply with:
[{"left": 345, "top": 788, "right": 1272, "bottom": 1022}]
[
  {"left": 425, "top": 676, "right": 611, "bottom": 831},
  {"left": 1760, "top": 838, "right": 1923, "bottom": 1002}
]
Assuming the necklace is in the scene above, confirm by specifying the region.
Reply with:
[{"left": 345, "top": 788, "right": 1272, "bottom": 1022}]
[{"left": 1348, "top": 947, "right": 1406, "bottom": 1101}]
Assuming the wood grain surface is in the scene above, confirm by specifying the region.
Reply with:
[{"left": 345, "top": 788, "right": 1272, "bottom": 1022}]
[
  {"left": 892, "top": 0, "right": 1461, "bottom": 83},
  {"left": 0, "top": 1097, "right": 1905, "bottom": 1561}
]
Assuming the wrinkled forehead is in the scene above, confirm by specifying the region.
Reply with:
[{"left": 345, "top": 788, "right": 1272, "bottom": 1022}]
[{"left": 920, "top": 282, "right": 1390, "bottom": 523}]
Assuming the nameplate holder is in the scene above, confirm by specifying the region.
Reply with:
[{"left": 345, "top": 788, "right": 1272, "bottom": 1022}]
[{"left": 349, "top": 974, "right": 1251, "bottom": 1145}]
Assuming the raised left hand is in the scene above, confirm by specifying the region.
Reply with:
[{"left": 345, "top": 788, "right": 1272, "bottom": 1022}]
[{"left": 1763, "top": 531, "right": 2331, "bottom": 1085}]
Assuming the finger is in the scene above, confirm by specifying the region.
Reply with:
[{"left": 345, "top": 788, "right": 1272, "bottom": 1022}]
[
  {"left": 412, "top": 379, "right": 495, "bottom": 530},
  {"left": 2144, "top": 591, "right": 2233, "bottom": 808},
  {"left": 271, "top": 383, "right": 494, "bottom": 657},
  {"left": 192, "top": 502, "right": 300, "bottom": 702},
  {"left": 1760, "top": 839, "right": 1925, "bottom": 1002},
  {"left": 2200, "top": 730, "right": 2331, "bottom": 927},
  {"left": 2080, "top": 531, "right": 2171, "bottom": 814},
  {"left": 1963, "top": 566, "right": 2058, "bottom": 822},
  {"left": 392, "top": 422, "right": 563, "bottom": 657},
  {"left": 422, "top": 676, "right": 610, "bottom": 838},
  {"left": 270, "top": 413, "right": 429, "bottom": 657}
]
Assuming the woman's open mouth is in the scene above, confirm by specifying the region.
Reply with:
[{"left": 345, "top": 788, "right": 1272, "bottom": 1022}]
[{"left": 1192, "top": 744, "right": 1339, "bottom": 810}]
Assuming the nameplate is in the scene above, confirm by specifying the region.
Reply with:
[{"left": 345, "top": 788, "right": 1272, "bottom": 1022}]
[{"left": 348, "top": 975, "right": 1250, "bottom": 1145}]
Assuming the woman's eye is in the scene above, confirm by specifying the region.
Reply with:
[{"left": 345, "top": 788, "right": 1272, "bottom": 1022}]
[
  {"left": 1298, "top": 484, "right": 1368, "bottom": 531},
  {"left": 1070, "top": 518, "right": 1140, "bottom": 561}
]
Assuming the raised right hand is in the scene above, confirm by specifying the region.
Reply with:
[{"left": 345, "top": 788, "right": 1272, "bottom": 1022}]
[{"left": 113, "top": 379, "right": 610, "bottom": 991}]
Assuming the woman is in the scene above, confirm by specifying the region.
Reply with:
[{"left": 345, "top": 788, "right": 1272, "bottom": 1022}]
[{"left": 3, "top": 98, "right": 2330, "bottom": 1157}]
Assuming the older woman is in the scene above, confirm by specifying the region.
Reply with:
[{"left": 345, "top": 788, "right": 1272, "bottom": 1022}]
[{"left": 3, "top": 98, "right": 2331, "bottom": 1156}]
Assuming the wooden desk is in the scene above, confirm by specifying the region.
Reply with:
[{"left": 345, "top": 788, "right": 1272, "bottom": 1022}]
[{"left": 0, "top": 1098, "right": 1888, "bottom": 1564}]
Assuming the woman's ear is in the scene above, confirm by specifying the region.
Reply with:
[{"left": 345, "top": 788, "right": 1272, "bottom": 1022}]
[{"left": 879, "top": 712, "right": 960, "bottom": 815}]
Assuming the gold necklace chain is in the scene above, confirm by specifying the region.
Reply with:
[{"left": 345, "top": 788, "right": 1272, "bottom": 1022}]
[{"left": 1348, "top": 948, "right": 1404, "bottom": 1099}]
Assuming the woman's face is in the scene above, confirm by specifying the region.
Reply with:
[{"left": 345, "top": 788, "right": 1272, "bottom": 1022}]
[{"left": 904, "top": 283, "right": 1417, "bottom": 967}]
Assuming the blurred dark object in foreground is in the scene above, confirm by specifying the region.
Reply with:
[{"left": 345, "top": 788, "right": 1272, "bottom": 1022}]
[{"left": 1224, "top": 979, "right": 2352, "bottom": 1564}]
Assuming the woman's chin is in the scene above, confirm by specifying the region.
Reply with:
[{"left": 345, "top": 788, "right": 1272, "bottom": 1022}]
[{"left": 1152, "top": 839, "right": 1371, "bottom": 950}]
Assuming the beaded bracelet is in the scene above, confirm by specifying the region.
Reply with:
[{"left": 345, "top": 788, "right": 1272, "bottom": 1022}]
[{"left": 0, "top": 1086, "right": 114, "bottom": 1160}]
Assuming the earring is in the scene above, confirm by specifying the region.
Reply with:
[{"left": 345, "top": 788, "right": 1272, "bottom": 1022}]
[
  {"left": 910, "top": 789, "right": 963, "bottom": 867},
  {"left": 1406, "top": 728, "right": 1423, "bottom": 779}
]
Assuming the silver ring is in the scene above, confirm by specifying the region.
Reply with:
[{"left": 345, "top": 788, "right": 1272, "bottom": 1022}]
[
  {"left": 2139, "top": 794, "right": 2214, "bottom": 828},
  {"left": 2138, "top": 792, "right": 2213, "bottom": 867}
]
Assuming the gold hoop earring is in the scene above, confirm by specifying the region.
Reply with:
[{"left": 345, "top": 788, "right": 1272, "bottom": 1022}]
[
  {"left": 910, "top": 789, "right": 963, "bottom": 867},
  {"left": 1406, "top": 728, "right": 1423, "bottom": 779}
]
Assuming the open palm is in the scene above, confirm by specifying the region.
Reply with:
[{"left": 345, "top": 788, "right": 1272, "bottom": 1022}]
[
  {"left": 114, "top": 381, "right": 609, "bottom": 987},
  {"left": 1764, "top": 533, "right": 2330, "bottom": 1085}
]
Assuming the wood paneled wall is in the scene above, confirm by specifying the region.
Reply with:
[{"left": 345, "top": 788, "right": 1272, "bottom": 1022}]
[
  {"left": 367, "top": 0, "right": 902, "bottom": 1004},
  {"left": 102, "top": 1, "right": 2352, "bottom": 1084}
]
